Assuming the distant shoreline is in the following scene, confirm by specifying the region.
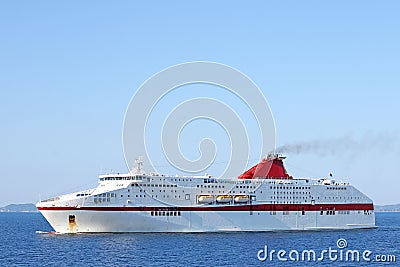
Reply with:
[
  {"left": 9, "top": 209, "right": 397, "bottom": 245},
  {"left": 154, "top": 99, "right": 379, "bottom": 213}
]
[
  {"left": 0, "top": 203, "right": 37, "bottom": 212},
  {"left": 0, "top": 211, "right": 39, "bottom": 213},
  {"left": 375, "top": 211, "right": 400, "bottom": 213}
]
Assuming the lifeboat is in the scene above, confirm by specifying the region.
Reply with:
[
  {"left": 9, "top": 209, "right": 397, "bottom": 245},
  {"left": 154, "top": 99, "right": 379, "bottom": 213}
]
[
  {"left": 198, "top": 195, "right": 214, "bottom": 203},
  {"left": 216, "top": 195, "right": 232, "bottom": 203},
  {"left": 234, "top": 195, "right": 249, "bottom": 203},
  {"left": 322, "top": 179, "right": 331, "bottom": 185}
]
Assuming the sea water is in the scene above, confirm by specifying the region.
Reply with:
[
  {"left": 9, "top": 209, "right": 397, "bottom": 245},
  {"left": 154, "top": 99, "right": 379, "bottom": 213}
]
[{"left": 0, "top": 212, "right": 398, "bottom": 266}]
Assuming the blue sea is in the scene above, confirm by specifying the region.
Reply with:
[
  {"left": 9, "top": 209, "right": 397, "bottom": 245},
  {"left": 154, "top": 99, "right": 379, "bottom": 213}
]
[{"left": 0, "top": 212, "right": 398, "bottom": 266}]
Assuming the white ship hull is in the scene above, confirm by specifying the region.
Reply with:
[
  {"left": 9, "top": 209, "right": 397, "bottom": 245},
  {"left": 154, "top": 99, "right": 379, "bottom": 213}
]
[{"left": 39, "top": 208, "right": 375, "bottom": 233}]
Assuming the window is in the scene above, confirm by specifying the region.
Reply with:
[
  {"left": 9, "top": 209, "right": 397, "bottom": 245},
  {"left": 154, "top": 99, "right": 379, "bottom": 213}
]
[
  {"left": 270, "top": 206, "right": 276, "bottom": 215},
  {"left": 69, "top": 215, "right": 76, "bottom": 224},
  {"left": 283, "top": 207, "right": 289, "bottom": 215}
]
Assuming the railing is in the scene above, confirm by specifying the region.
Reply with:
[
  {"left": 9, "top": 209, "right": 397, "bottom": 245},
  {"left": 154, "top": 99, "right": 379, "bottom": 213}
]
[{"left": 40, "top": 197, "right": 60, "bottom": 203}]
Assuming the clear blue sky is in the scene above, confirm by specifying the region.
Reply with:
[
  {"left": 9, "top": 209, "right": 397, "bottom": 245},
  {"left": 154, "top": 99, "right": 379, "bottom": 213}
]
[{"left": 1, "top": 1, "right": 399, "bottom": 206}]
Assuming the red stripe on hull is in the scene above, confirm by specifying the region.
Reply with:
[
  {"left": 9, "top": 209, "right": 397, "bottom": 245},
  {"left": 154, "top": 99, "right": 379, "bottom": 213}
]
[{"left": 37, "top": 203, "right": 374, "bottom": 212}]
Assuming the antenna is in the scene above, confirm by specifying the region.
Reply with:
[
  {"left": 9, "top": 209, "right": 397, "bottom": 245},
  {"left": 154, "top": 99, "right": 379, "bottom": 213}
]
[{"left": 132, "top": 156, "right": 145, "bottom": 174}]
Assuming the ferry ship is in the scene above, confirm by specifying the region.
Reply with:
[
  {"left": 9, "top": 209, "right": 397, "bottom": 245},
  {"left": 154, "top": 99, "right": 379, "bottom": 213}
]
[{"left": 36, "top": 154, "right": 375, "bottom": 233}]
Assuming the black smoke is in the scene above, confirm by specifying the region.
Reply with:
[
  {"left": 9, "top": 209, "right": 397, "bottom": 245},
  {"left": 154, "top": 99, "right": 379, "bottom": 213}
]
[{"left": 276, "top": 132, "right": 400, "bottom": 156}]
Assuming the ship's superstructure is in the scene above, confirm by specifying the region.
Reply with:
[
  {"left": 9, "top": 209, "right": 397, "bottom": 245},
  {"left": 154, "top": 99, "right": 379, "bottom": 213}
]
[{"left": 37, "top": 154, "right": 375, "bottom": 233}]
